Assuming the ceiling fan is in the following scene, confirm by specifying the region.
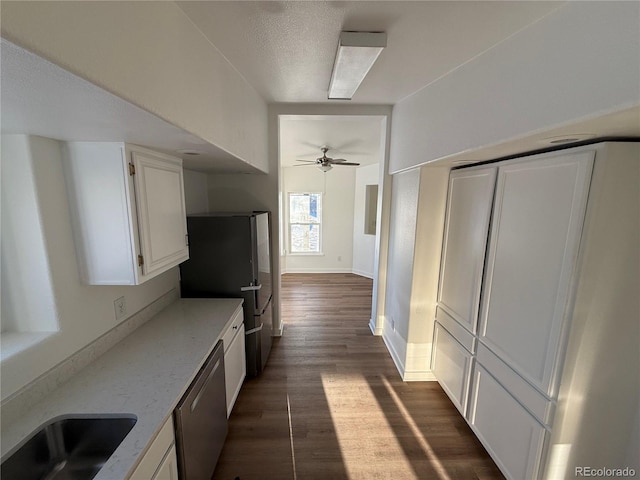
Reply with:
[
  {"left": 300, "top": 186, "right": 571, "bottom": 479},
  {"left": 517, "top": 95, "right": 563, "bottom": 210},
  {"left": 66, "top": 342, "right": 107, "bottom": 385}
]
[{"left": 295, "top": 146, "right": 360, "bottom": 172}]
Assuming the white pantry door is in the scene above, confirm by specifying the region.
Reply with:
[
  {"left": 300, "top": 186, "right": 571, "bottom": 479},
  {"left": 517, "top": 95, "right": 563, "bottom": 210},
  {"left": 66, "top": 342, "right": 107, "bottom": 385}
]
[
  {"left": 438, "top": 166, "right": 497, "bottom": 333},
  {"left": 478, "top": 150, "right": 594, "bottom": 396}
]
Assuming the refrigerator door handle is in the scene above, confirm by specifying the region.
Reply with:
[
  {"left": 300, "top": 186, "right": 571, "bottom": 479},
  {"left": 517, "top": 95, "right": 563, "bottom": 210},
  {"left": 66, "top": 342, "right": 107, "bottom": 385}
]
[
  {"left": 240, "top": 284, "right": 262, "bottom": 292},
  {"left": 245, "top": 323, "right": 263, "bottom": 336}
]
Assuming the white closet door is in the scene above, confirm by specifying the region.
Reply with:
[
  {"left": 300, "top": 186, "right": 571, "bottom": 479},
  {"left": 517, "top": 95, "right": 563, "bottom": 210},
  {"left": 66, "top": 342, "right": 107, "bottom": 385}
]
[
  {"left": 478, "top": 151, "right": 594, "bottom": 396},
  {"left": 131, "top": 148, "right": 189, "bottom": 279},
  {"left": 438, "top": 166, "right": 497, "bottom": 332}
]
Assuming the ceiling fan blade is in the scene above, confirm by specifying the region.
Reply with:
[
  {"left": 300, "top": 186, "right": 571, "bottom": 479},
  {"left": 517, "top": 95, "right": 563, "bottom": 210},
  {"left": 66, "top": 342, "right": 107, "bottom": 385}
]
[
  {"left": 295, "top": 159, "right": 318, "bottom": 163},
  {"left": 299, "top": 141, "right": 324, "bottom": 150},
  {"left": 333, "top": 162, "right": 360, "bottom": 166},
  {"left": 293, "top": 163, "right": 315, "bottom": 167},
  {"left": 330, "top": 139, "right": 362, "bottom": 152},
  {"left": 329, "top": 158, "right": 349, "bottom": 163}
]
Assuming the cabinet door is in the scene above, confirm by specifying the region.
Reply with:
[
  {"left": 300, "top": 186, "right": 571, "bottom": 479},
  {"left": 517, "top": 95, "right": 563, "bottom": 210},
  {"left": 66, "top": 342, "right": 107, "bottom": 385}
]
[
  {"left": 468, "top": 363, "right": 547, "bottom": 480},
  {"left": 438, "top": 167, "right": 496, "bottom": 332},
  {"left": 432, "top": 321, "right": 474, "bottom": 416},
  {"left": 478, "top": 151, "right": 594, "bottom": 395},
  {"left": 130, "top": 417, "right": 176, "bottom": 480},
  {"left": 225, "top": 323, "right": 246, "bottom": 417},
  {"left": 130, "top": 147, "right": 189, "bottom": 280},
  {"left": 153, "top": 443, "right": 179, "bottom": 480}
]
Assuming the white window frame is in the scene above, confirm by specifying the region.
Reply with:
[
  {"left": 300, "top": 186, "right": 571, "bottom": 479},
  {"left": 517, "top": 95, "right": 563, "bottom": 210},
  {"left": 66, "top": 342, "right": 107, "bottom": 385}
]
[{"left": 287, "top": 192, "right": 323, "bottom": 255}]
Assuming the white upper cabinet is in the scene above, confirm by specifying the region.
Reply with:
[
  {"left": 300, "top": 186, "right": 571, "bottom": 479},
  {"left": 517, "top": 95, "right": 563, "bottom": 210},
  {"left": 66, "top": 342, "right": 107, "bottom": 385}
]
[
  {"left": 64, "top": 142, "right": 188, "bottom": 285},
  {"left": 478, "top": 151, "right": 594, "bottom": 396},
  {"left": 438, "top": 166, "right": 497, "bottom": 332},
  {"left": 130, "top": 149, "right": 189, "bottom": 279}
]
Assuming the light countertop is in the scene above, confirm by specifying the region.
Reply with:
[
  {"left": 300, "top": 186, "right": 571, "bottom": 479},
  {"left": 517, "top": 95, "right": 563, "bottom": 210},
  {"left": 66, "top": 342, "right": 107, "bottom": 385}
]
[{"left": 1, "top": 298, "right": 243, "bottom": 480}]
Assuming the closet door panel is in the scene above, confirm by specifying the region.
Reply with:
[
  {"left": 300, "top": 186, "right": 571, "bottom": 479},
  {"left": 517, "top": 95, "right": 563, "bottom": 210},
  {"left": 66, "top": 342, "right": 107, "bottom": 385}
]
[
  {"left": 478, "top": 151, "right": 593, "bottom": 395},
  {"left": 438, "top": 167, "right": 496, "bottom": 332}
]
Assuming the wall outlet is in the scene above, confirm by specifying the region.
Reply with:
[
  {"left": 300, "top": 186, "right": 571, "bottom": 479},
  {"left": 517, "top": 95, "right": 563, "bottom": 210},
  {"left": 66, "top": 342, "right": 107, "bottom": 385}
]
[
  {"left": 337, "top": 255, "right": 342, "bottom": 262},
  {"left": 114, "top": 296, "right": 127, "bottom": 320}
]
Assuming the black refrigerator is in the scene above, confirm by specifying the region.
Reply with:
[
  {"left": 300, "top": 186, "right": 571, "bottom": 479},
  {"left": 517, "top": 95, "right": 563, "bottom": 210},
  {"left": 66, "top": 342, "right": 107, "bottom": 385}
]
[{"left": 179, "top": 212, "right": 273, "bottom": 377}]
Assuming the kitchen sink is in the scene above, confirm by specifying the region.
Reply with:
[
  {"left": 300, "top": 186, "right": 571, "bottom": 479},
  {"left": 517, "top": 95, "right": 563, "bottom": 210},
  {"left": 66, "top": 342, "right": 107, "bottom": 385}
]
[{"left": 1, "top": 414, "right": 137, "bottom": 480}]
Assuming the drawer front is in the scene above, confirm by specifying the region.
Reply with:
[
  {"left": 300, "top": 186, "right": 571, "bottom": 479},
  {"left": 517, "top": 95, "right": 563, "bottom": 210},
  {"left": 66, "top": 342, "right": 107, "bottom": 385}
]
[
  {"left": 476, "top": 342, "right": 554, "bottom": 425},
  {"left": 435, "top": 307, "right": 475, "bottom": 353},
  {"left": 468, "top": 363, "right": 547, "bottom": 480},
  {"left": 432, "top": 321, "right": 474, "bottom": 416},
  {"left": 221, "top": 307, "right": 244, "bottom": 354}
]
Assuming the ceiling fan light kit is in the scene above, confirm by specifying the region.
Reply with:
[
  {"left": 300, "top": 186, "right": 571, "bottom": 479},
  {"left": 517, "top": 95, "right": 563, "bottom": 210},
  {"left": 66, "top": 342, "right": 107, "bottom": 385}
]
[
  {"left": 328, "top": 31, "right": 387, "bottom": 100},
  {"left": 318, "top": 164, "right": 333, "bottom": 173}
]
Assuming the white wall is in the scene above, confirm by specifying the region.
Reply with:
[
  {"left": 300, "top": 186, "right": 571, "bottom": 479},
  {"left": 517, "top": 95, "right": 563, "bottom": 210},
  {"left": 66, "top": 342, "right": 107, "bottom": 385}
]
[
  {"left": 282, "top": 166, "right": 355, "bottom": 274},
  {"left": 1, "top": 1, "right": 269, "bottom": 172},
  {"left": 390, "top": 1, "right": 640, "bottom": 173},
  {"left": 0, "top": 135, "right": 179, "bottom": 401},
  {"left": 405, "top": 166, "right": 449, "bottom": 380},
  {"left": 1, "top": 136, "right": 58, "bottom": 335},
  {"left": 183, "top": 169, "right": 209, "bottom": 215},
  {"left": 383, "top": 168, "right": 420, "bottom": 374},
  {"left": 352, "top": 164, "right": 379, "bottom": 278},
  {"left": 382, "top": 166, "right": 450, "bottom": 381}
]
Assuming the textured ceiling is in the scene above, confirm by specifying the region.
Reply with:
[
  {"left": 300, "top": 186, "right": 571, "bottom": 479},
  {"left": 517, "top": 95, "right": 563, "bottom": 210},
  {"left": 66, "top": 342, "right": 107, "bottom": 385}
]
[{"left": 177, "top": 1, "right": 563, "bottom": 104}]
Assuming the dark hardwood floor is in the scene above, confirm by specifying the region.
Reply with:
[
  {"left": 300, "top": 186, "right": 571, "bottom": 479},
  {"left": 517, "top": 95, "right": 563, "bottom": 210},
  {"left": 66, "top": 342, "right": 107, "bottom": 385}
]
[{"left": 213, "top": 273, "right": 503, "bottom": 480}]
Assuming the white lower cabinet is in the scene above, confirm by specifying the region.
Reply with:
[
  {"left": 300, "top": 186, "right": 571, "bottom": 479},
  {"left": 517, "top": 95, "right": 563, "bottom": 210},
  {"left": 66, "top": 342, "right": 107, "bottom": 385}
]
[
  {"left": 129, "top": 417, "right": 178, "bottom": 480},
  {"left": 153, "top": 444, "right": 179, "bottom": 480},
  {"left": 432, "top": 321, "right": 473, "bottom": 416},
  {"left": 221, "top": 308, "right": 246, "bottom": 417},
  {"left": 468, "top": 363, "right": 547, "bottom": 480}
]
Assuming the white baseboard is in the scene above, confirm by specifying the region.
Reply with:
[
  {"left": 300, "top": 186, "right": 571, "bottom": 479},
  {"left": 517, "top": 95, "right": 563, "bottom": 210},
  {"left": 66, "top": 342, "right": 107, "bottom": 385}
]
[
  {"left": 282, "top": 267, "right": 353, "bottom": 274},
  {"left": 382, "top": 324, "right": 407, "bottom": 379},
  {"left": 369, "top": 317, "right": 383, "bottom": 336},
  {"left": 352, "top": 268, "right": 374, "bottom": 279},
  {"left": 404, "top": 342, "right": 436, "bottom": 381},
  {"left": 281, "top": 267, "right": 374, "bottom": 278},
  {"left": 404, "top": 370, "right": 437, "bottom": 381},
  {"left": 381, "top": 323, "right": 436, "bottom": 382}
]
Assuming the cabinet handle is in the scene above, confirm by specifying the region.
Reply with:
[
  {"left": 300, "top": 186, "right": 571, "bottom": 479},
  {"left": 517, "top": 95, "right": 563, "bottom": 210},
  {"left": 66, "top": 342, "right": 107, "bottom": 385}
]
[{"left": 240, "top": 284, "right": 262, "bottom": 292}]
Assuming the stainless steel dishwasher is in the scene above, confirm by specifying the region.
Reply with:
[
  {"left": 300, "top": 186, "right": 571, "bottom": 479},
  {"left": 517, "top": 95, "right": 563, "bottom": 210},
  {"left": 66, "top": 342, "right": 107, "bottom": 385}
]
[{"left": 174, "top": 340, "right": 228, "bottom": 480}]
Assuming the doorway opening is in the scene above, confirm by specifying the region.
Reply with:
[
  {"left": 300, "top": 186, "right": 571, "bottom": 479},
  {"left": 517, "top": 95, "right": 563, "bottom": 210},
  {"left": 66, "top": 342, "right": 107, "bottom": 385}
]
[{"left": 277, "top": 114, "right": 388, "bottom": 332}]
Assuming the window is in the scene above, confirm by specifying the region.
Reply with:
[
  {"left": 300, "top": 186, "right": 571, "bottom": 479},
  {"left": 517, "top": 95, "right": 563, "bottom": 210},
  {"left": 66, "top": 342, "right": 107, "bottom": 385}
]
[{"left": 288, "top": 193, "right": 322, "bottom": 254}]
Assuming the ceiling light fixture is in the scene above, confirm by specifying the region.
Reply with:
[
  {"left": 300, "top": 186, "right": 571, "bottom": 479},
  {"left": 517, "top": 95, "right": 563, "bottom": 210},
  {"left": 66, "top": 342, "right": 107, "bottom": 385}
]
[
  {"left": 318, "top": 164, "right": 333, "bottom": 173},
  {"left": 328, "top": 31, "right": 387, "bottom": 100}
]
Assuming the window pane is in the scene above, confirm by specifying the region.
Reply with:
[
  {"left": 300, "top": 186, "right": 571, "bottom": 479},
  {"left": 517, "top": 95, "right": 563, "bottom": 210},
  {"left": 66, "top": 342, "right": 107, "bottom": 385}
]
[
  {"left": 290, "top": 224, "right": 320, "bottom": 253},
  {"left": 289, "top": 193, "right": 321, "bottom": 224}
]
